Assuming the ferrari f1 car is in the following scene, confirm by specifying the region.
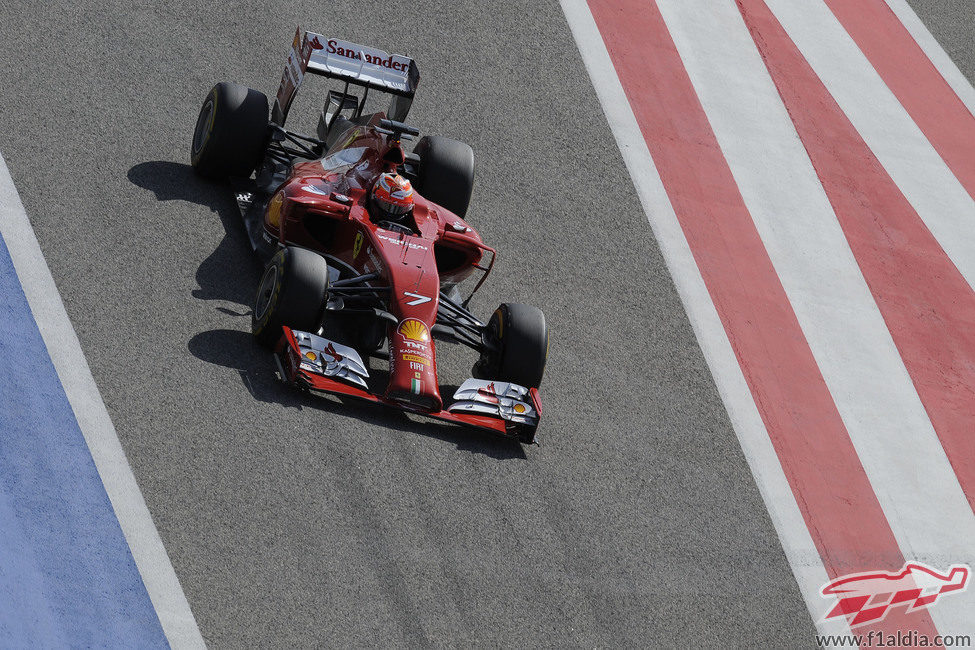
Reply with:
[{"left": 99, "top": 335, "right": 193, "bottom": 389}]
[{"left": 190, "top": 29, "right": 548, "bottom": 443}]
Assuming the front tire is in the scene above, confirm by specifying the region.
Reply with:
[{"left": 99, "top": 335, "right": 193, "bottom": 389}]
[
  {"left": 252, "top": 247, "right": 330, "bottom": 348},
  {"left": 191, "top": 82, "right": 269, "bottom": 178},
  {"left": 413, "top": 135, "right": 475, "bottom": 218},
  {"left": 474, "top": 303, "right": 548, "bottom": 388}
]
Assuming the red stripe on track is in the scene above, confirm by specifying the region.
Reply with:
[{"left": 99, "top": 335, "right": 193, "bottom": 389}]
[
  {"left": 737, "top": 0, "right": 975, "bottom": 516},
  {"left": 585, "top": 0, "right": 933, "bottom": 636},
  {"left": 824, "top": 0, "right": 975, "bottom": 204}
]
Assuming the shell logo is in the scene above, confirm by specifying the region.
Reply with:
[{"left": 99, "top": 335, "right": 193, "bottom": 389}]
[
  {"left": 267, "top": 191, "right": 284, "bottom": 228},
  {"left": 304, "top": 351, "right": 317, "bottom": 361},
  {"left": 397, "top": 318, "right": 429, "bottom": 342},
  {"left": 513, "top": 403, "right": 527, "bottom": 414}
]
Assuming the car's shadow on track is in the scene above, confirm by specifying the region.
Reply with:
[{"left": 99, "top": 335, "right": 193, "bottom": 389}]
[
  {"left": 188, "top": 329, "right": 527, "bottom": 459},
  {"left": 127, "top": 160, "right": 259, "bottom": 307}
]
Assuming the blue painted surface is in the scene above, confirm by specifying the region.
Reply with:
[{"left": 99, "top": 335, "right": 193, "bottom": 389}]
[{"left": 0, "top": 236, "right": 166, "bottom": 647}]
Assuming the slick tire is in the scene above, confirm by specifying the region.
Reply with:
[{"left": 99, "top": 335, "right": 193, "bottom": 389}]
[
  {"left": 474, "top": 303, "right": 548, "bottom": 388},
  {"left": 191, "top": 82, "right": 269, "bottom": 178},
  {"left": 413, "top": 135, "right": 475, "bottom": 218},
  {"left": 252, "top": 247, "right": 330, "bottom": 348}
]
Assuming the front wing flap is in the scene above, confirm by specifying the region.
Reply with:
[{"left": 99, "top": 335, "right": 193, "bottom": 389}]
[
  {"left": 280, "top": 328, "right": 369, "bottom": 389},
  {"left": 448, "top": 379, "right": 540, "bottom": 428}
]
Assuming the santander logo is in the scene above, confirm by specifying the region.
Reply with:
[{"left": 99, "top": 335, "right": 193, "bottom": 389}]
[
  {"left": 326, "top": 39, "right": 409, "bottom": 72},
  {"left": 820, "top": 562, "right": 969, "bottom": 627}
]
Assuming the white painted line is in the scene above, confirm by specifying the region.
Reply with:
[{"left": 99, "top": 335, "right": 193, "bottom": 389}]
[
  {"left": 658, "top": 0, "right": 975, "bottom": 635},
  {"left": 884, "top": 0, "right": 975, "bottom": 119},
  {"left": 558, "top": 0, "right": 848, "bottom": 640},
  {"left": 0, "top": 154, "right": 205, "bottom": 648},
  {"left": 769, "top": 0, "right": 975, "bottom": 296}
]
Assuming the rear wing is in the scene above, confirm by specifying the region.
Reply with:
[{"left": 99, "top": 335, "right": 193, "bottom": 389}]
[{"left": 273, "top": 28, "right": 420, "bottom": 125}]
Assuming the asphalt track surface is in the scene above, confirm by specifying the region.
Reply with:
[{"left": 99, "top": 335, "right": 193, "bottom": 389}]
[{"left": 0, "top": 1, "right": 968, "bottom": 647}]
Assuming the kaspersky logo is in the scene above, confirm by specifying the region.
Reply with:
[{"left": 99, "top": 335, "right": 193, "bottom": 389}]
[{"left": 820, "top": 562, "right": 969, "bottom": 627}]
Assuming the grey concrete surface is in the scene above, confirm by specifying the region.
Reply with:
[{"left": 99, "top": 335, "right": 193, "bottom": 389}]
[
  {"left": 9, "top": 0, "right": 969, "bottom": 646},
  {"left": 906, "top": 0, "right": 975, "bottom": 79}
]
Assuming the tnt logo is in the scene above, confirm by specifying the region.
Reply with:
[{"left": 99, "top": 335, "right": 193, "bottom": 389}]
[{"left": 821, "top": 562, "right": 969, "bottom": 627}]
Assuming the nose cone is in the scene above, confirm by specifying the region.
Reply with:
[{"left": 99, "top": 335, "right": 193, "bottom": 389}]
[{"left": 385, "top": 318, "right": 442, "bottom": 411}]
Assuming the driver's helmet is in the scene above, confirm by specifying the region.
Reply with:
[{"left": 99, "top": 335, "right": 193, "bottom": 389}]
[{"left": 370, "top": 173, "right": 415, "bottom": 222}]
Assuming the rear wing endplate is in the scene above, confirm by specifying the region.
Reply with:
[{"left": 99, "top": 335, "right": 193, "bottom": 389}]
[{"left": 273, "top": 28, "right": 420, "bottom": 125}]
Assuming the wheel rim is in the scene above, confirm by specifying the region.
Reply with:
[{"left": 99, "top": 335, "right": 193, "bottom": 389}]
[
  {"left": 254, "top": 264, "right": 279, "bottom": 321},
  {"left": 192, "top": 99, "right": 214, "bottom": 154}
]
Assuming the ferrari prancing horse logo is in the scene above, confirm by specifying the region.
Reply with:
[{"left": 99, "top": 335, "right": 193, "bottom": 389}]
[{"left": 353, "top": 232, "right": 364, "bottom": 259}]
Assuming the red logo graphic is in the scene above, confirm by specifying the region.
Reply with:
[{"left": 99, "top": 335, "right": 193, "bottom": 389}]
[
  {"left": 322, "top": 342, "right": 343, "bottom": 362},
  {"left": 477, "top": 382, "right": 500, "bottom": 404},
  {"left": 821, "top": 562, "right": 969, "bottom": 627}
]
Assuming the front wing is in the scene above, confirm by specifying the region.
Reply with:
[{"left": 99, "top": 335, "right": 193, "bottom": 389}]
[{"left": 275, "top": 327, "right": 543, "bottom": 443}]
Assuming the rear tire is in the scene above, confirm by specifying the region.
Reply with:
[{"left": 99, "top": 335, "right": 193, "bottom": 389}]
[
  {"left": 413, "top": 135, "right": 475, "bottom": 217},
  {"left": 252, "top": 247, "right": 330, "bottom": 348},
  {"left": 191, "top": 82, "right": 269, "bottom": 178},
  {"left": 474, "top": 303, "right": 548, "bottom": 388}
]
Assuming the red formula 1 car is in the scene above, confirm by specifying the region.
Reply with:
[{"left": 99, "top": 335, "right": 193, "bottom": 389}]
[{"left": 190, "top": 29, "right": 548, "bottom": 443}]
